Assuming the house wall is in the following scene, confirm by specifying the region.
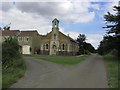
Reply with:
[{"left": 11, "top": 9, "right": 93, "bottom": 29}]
[
  {"left": 18, "top": 36, "right": 32, "bottom": 54},
  {"left": 32, "top": 32, "right": 42, "bottom": 54}
]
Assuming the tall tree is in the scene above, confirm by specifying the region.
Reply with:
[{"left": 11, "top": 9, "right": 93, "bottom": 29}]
[
  {"left": 77, "top": 34, "right": 86, "bottom": 54},
  {"left": 77, "top": 34, "right": 95, "bottom": 54},
  {"left": 98, "top": 2, "right": 120, "bottom": 56},
  {"left": 104, "top": 6, "right": 120, "bottom": 34},
  {"left": 77, "top": 34, "right": 86, "bottom": 43}
]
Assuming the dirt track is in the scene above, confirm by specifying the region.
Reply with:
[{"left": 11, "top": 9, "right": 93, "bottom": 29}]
[{"left": 11, "top": 55, "right": 108, "bottom": 88}]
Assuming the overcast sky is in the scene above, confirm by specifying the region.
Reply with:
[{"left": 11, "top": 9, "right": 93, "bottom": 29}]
[{"left": 0, "top": 0, "right": 119, "bottom": 49}]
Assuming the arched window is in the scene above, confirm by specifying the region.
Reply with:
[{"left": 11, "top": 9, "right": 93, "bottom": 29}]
[
  {"left": 62, "top": 44, "right": 65, "bottom": 50},
  {"left": 54, "top": 34, "right": 56, "bottom": 39},
  {"left": 55, "top": 21, "right": 57, "bottom": 27},
  {"left": 46, "top": 44, "right": 49, "bottom": 49}
]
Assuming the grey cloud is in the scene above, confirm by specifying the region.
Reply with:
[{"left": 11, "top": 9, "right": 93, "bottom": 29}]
[
  {"left": 16, "top": 2, "right": 65, "bottom": 17},
  {"left": 1, "top": 2, "right": 14, "bottom": 11}
]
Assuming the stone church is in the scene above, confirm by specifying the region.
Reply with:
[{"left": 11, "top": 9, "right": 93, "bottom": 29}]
[{"left": 2, "top": 18, "right": 79, "bottom": 55}]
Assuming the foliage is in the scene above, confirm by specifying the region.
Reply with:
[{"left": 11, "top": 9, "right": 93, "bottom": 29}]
[
  {"left": 98, "top": 4, "right": 120, "bottom": 57},
  {"left": 77, "top": 34, "right": 86, "bottom": 43},
  {"left": 104, "top": 54, "right": 119, "bottom": 88},
  {"left": 77, "top": 34, "right": 95, "bottom": 55},
  {"left": 3, "top": 26, "right": 10, "bottom": 30},
  {"left": 2, "top": 37, "right": 26, "bottom": 88},
  {"left": 97, "top": 35, "right": 118, "bottom": 55},
  {"left": 2, "top": 58, "right": 26, "bottom": 88},
  {"left": 104, "top": 6, "right": 120, "bottom": 34},
  {"left": 83, "top": 42, "right": 95, "bottom": 53},
  {"left": 2, "top": 37, "right": 20, "bottom": 67}
]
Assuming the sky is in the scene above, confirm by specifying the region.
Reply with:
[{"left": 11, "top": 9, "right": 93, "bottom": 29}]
[{"left": 0, "top": 0, "right": 119, "bottom": 49}]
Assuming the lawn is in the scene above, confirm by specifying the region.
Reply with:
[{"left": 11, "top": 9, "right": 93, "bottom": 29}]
[
  {"left": 104, "top": 54, "right": 119, "bottom": 88},
  {"left": 34, "top": 55, "right": 89, "bottom": 65}
]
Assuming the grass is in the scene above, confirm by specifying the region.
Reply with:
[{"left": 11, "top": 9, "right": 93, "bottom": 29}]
[
  {"left": 34, "top": 55, "right": 89, "bottom": 65},
  {"left": 104, "top": 54, "right": 119, "bottom": 88},
  {"left": 2, "top": 57, "right": 26, "bottom": 89}
]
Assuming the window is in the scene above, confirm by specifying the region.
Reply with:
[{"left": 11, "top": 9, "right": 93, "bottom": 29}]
[
  {"left": 62, "top": 44, "right": 65, "bottom": 50},
  {"left": 46, "top": 44, "right": 49, "bottom": 49},
  {"left": 26, "top": 37, "right": 29, "bottom": 41},
  {"left": 54, "top": 34, "right": 56, "bottom": 39}
]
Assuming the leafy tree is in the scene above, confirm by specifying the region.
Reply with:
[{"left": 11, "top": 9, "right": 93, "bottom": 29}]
[
  {"left": 77, "top": 34, "right": 86, "bottom": 54},
  {"left": 77, "top": 34, "right": 95, "bottom": 54},
  {"left": 97, "top": 35, "right": 117, "bottom": 55},
  {"left": 83, "top": 42, "right": 95, "bottom": 53},
  {"left": 2, "top": 37, "right": 21, "bottom": 68},
  {"left": 77, "top": 34, "right": 86, "bottom": 43},
  {"left": 3, "top": 26, "right": 10, "bottom": 30}
]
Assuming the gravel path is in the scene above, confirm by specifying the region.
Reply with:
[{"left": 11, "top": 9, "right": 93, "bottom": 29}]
[{"left": 11, "top": 55, "right": 108, "bottom": 88}]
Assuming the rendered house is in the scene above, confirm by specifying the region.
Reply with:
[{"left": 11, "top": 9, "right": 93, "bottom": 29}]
[
  {"left": 2, "top": 30, "right": 41, "bottom": 54},
  {"left": 1, "top": 18, "right": 79, "bottom": 55},
  {"left": 18, "top": 30, "right": 41, "bottom": 54}
]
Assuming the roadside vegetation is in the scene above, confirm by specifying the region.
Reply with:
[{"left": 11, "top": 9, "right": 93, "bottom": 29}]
[
  {"left": 34, "top": 55, "right": 89, "bottom": 65},
  {"left": 104, "top": 51, "right": 119, "bottom": 88},
  {"left": 97, "top": 4, "right": 120, "bottom": 88},
  {"left": 2, "top": 37, "right": 26, "bottom": 89}
]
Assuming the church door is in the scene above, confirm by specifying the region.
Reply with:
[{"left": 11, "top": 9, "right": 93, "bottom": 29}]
[{"left": 52, "top": 45, "right": 57, "bottom": 55}]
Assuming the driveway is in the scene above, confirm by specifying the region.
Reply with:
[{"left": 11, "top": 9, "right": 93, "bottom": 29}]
[{"left": 11, "top": 55, "right": 108, "bottom": 88}]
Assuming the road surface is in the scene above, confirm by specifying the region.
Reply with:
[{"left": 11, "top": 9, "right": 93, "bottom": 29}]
[{"left": 11, "top": 55, "right": 108, "bottom": 88}]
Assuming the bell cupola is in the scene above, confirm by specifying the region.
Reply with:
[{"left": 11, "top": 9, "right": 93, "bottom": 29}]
[{"left": 52, "top": 18, "right": 59, "bottom": 29}]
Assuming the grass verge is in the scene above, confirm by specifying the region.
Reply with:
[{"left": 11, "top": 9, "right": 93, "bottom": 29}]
[
  {"left": 104, "top": 54, "right": 119, "bottom": 88},
  {"left": 2, "top": 57, "right": 26, "bottom": 89},
  {"left": 34, "top": 55, "right": 89, "bottom": 65}
]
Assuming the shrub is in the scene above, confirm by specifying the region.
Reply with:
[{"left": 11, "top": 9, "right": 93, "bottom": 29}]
[{"left": 2, "top": 37, "right": 21, "bottom": 68}]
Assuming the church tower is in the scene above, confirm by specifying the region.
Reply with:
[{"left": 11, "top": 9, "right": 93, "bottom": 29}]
[
  {"left": 52, "top": 18, "right": 59, "bottom": 29},
  {"left": 50, "top": 18, "right": 59, "bottom": 55}
]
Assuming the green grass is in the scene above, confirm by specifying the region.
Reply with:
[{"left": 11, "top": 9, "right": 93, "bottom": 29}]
[
  {"left": 104, "top": 54, "right": 119, "bottom": 88},
  {"left": 34, "top": 55, "right": 89, "bottom": 65},
  {"left": 2, "top": 58, "right": 26, "bottom": 89}
]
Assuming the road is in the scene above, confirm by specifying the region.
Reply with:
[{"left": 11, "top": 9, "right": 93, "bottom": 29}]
[{"left": 11, "top": 55, "right": 108, "bottom": 88}]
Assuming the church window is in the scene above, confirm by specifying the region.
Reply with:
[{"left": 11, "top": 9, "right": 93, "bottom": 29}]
[
  {"left": 54, "top": 34, "right": 56, "bottom": 39},
  {"left": 46, "top": 44, "right": 49, "bottom": 49},
  {"left": 62, "top": 44, "right": 65, "bottom": 50}
]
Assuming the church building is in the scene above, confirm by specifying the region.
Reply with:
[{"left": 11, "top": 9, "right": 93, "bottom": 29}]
[
  {"left": 40, "top": 18, "right": 79, "bottom": 55},
  {"left": 2, "top": 18, "right": 79, "bottom": 55}
]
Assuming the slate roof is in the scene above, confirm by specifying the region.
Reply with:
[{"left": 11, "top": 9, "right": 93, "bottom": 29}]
[
  {"left": 19, "top": 30, "right": 38, "bottom": 36},
  {"left": 2, "top": 30, "right": 20, "bottom": 36}
]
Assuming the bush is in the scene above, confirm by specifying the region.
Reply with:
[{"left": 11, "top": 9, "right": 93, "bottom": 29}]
[
  {"left": 2, "top": 37, "right": 21, "bottom": 68},
  {"left": 109, "top": 49, "right": 118, "bottom": 57},
  {"left": 2, "top": 37, "right": 26, "bottom": 88}
]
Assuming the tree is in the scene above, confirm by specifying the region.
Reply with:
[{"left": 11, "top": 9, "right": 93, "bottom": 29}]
[
  {"left": 104, "top": 6, "right": 120, "bottom": 34},
  {"left": 2, "top": 37, "right": 21, "bottom": 67},
  {"left": 83, "top": 42, "right": 95, "bottom": 53},
  {"left": 98, "top": 3, "right": 120, "bottom": 56},
  {"left": 97, "top": 35, "right": 116, "bottom": 55},
  {"left": 3, "top": 26, "right": 10, "bottom": 30},
  {"left": 77, "top": 34, "right": 95, "bottom": 54},
  {"left": 77, "top": 34, "right": 86, "bottom": 54},
  {"left": 77, "top": 34, "right": 86, "bottom": 43}
]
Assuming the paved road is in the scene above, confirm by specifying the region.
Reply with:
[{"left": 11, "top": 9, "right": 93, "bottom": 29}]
[{"left": 11, "top": 55, "right": 108, "bottom": 88}]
